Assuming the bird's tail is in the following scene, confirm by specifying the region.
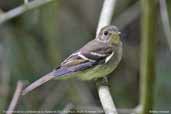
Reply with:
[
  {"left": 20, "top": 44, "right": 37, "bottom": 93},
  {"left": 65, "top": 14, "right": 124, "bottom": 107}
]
[
  {"left": 22, "top": 72, "right": 54, "bottom": 95},
  {"left": 22, "top": 68, "right": 73, "bottom": 95}
]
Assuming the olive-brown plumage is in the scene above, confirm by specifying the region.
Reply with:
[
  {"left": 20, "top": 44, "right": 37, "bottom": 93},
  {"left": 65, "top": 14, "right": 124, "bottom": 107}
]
[{"left": 22, "top": 25, "right": 122, "bottom": 95}]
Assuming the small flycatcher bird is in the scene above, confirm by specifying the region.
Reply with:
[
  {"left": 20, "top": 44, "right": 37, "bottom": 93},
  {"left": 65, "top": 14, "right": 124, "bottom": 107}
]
[{"left": 22, "top": 25, "right": 123, "bottom": 95}]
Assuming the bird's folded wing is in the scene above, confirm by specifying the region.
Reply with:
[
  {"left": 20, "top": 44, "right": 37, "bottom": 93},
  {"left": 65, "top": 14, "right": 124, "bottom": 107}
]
[
  {"left": 22, "top": 58, "right": 96, "bottom": 95},
  {"left": 81, "top": 47, "right": 113, "bottom": 63},
  {"left": 79, "top": 40, "right": 114, "bottom": 63},
  {"left": 61, "top": 44, "right": 114, "bottom": 68},
  {"left": 22, "top": 40, "right": 114, "bottom": 95}
]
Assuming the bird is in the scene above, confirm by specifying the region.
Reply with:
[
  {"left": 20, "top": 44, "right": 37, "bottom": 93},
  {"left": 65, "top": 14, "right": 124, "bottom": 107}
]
[{"left": 22, "top": 25, "right": 123, "bottom": 95}]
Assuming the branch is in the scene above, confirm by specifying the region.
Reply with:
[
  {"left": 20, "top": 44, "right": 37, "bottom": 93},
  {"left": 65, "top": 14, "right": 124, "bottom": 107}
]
[
  {"left": 130, "top": 105, "right": 142, "bottom": 114},
  {"left": 140, "top": 0, "right": 157, "bottom": 114},
  {"left": 6, "top": 81, "right": 24, "bottom": 114},
  {"left": 59, "top": 103, "right": 74, "bottom": 114},
  {"left": 97, "top": 83, "right": 118, "bottom": 114},
  {"left": 96, "top": 0, "right": 117, "bottom": 35},
  {"left": 96, "top": 0, "right": 118, "bottom": 114},
  {"left": 0, "top": 0, "right": 56, "bottom": 24},
  {"left": 159, "top": 0, "right": 171, "bottom": 52}
]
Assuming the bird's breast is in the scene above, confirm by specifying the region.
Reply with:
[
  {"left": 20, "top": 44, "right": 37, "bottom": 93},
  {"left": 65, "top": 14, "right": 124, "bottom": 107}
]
[{"left": 78, "top": 45, "right": 122, "bottom": 80}]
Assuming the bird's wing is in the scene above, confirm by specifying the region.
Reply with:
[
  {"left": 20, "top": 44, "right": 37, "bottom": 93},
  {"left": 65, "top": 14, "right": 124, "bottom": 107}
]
[
  {"left": 60, "top": 40, "right": 114, "bottom": 67},
  {"left": 22, "top": 53, "right": 97, "bottom": 96},
  {"left": 22, "top": 61, "right": 96, "bottom": 96},
  {"left": 22, "top": 40, "right": 114, "bottom": 95},
  {"left": 79, "top": 39, "right": 114, "bottom": 63}
]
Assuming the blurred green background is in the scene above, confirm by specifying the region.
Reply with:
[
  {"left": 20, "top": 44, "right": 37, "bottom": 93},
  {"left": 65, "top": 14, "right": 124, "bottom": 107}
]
[{"left": 0, "top": 0, "right": 170, "bottom": 113}]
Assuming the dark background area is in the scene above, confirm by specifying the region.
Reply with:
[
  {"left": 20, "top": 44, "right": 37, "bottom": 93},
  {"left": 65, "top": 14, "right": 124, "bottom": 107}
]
[{"left": 0, "top": 0, "right": 170, "bottom": 113}]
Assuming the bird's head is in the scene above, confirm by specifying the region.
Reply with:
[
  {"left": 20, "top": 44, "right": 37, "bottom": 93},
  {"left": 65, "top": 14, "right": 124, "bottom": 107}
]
[{"left": 96, "top": 25, "right": 121, "bottom": 45}]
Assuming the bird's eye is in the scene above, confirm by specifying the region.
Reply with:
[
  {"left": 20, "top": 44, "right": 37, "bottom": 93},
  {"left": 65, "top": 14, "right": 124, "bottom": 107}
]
[{"left": 104, "top": 31, "right": 109, "bottom": 36}]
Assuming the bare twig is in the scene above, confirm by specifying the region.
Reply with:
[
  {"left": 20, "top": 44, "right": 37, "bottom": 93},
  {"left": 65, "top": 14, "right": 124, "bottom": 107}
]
[
  {"left": 6, "top": 81, "right": 24, "bottom": 114},
  {"left": 24, "top": 0, "right": 29, "bottom": 4},
  {"left": 0, "top": 0, "right": 56, "bottom": 24},
  {"left": 96, "top": 0, "right": 118, "bottom": 114},
  {"left": 98, "top": 85, "right": 118, "bottom": 114},
  {"left": 159, "top": 0, "right": 171, "bottom": 52},
  {"left": 59, "top": 103, "right": 74, "bottom": 114},
  {"left": 130, "top": 105, "right": 142, "bottom": 114},
  {"left": 96, "top": 0, "right": 116, "bottom": 35}
]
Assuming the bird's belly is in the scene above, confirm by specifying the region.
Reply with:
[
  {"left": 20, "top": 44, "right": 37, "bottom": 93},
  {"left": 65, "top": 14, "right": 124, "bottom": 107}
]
[
  {"left": 56, "top": 64, "right": 114, "bottom": 81},
  {"left": 57, "top": 46, "right": 122, "bottom": 81},
  {"left": 77, "top": 65, "right": 114, "bottom": 80}
]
